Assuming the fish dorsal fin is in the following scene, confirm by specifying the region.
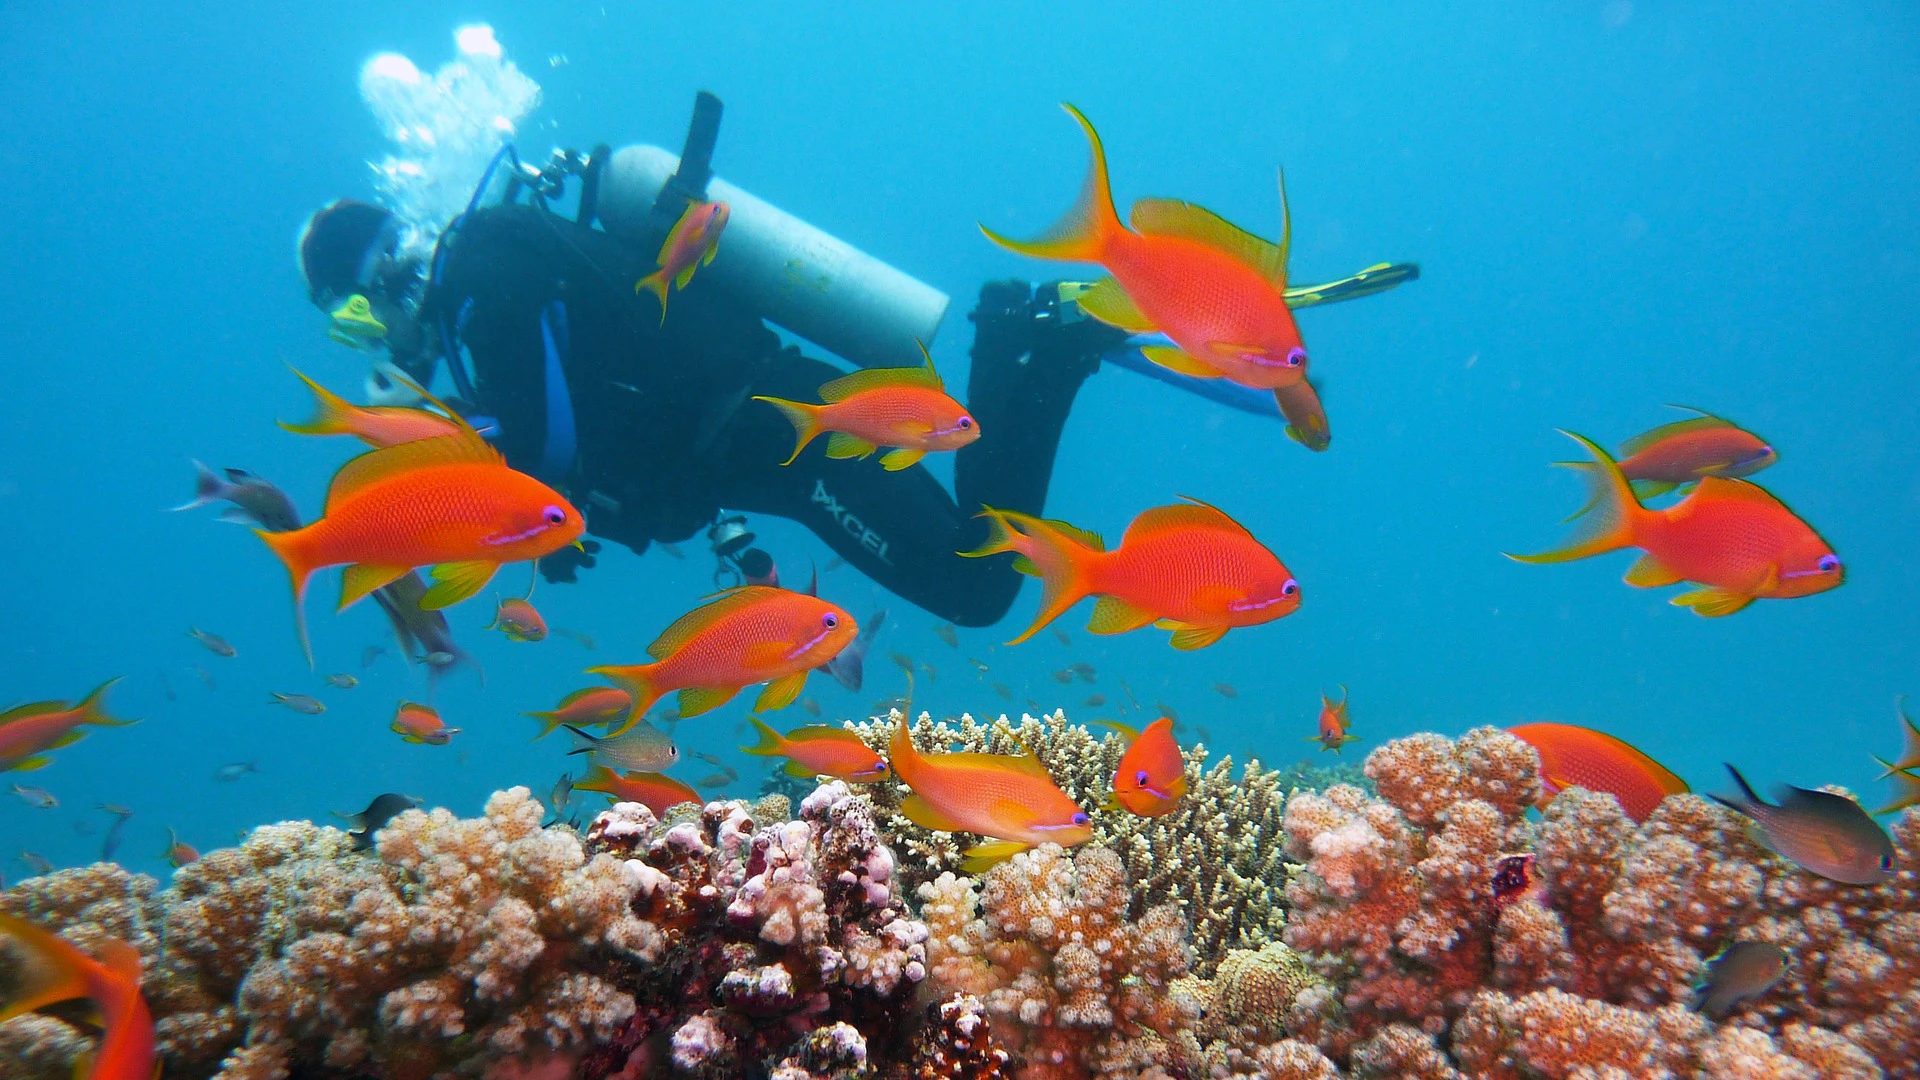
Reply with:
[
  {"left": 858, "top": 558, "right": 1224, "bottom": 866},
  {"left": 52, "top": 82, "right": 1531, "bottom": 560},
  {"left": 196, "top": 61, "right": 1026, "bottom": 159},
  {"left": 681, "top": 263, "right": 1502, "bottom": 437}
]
[
  {"left": 1038, "top": 517, "right": 1106, "bottom": 553},
  {"left": 1618, "top": 413, "right": 1736, "bottom": 458},
  {"left": 1091, "top": 718, "right": 1141, "bottom": 742},
  {"left": 0, "top": 701, "right": 68, "bottom": 725},
  {"left": 817, "top": 346, "right": 944, "bottom": 403},
  {"left": 1129, "top": 198, "right": 1284, "bottom": 284},
  {"left": 787, "top": 725, "right": 862, "bottom": 744},
  {"left": 648, "top": 586, "right": 770, "bottom": 659},
  {"left": 1122, "top": 496, "right": 1247, "bottom": 543},
  {"left": 1690, "top": 476, "right": 1788, "bottom": 510},
  {"left": 326, "top": 432, "right": 500, "bottom": 510}
]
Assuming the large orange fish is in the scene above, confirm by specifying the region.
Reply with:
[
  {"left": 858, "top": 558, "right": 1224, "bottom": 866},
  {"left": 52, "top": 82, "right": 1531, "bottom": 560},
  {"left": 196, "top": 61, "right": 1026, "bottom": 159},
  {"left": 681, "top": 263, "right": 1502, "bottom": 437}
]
[
  {"left": 1508, "top": 721, "right": 1689, "bottom": 823},
  {"left": 743, "top": 717, "right": 891, "bottom": 782},
  {"left": 960, "top": 497, "right": 1298, "bottom": 649},
  {"left": 1098, "top": 717, "right": 1187, "bottom": 817},
  {"left": 983, "top": 105, "right": 1308, "bottom": 400},
  {"left": 588, "top": 586, "right": 856, "bottom": 734},
  {"left": 526, "top": 685, "right": 633, "bottom": 739},
  {"left": 636, "top": 199, "right": 729, "bottom": 323},
  {"left": 256, "top": 428, "right": 584, "bottom": 663},
  {"left": 1560, "top": 406, "right": 1775, "bottom": 508},
  {"left": 573, "top": 765, "right": 701, "bottom": 816},
  {"left": 0, "top": 910, "right": 156, "bottom": 1080},
  {"left": 1, "top": 680, "right": 135, "bottom": 773},
  {"left": 887, "top": 719, "right": 1091, "bottom": 872},
  {"left": 1509, "top": 431, "right": 1842, "bottom": 617},
  {"left": 279, "top": 367, "right": 468, "bottom": 447},
  {"left": 754, "top": 344, "right": 979, "bottom": 472}
]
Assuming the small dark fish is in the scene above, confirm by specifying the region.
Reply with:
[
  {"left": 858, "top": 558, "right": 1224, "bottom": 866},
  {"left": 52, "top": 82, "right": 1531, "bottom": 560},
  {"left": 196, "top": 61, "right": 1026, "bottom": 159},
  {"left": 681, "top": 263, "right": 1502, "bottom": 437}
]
[
  {"left": 993, "top": 682, "right": 1013, "bottom": 700},
  {"left": 1118, "top": 679, "right": 1142, "bottom": 712},
  {"left": 933, "top": 622, "right": 958, "bottom": 648},
  {"left": 1711, "top": 765, "right": 1895, "bottom": 885},
  {"left": 10, "top": 784, "right": 56, "bottom": 809},
  {"left": 18, "top": 852, "right": 52, "bottom": 875},
  {"left": 191, "top": 665, "right": 216, "bottom": 690},
  {"left": 872, "top": 695, "right": 910, "bottom": 716},
  {"left": 1213, "top": 682, "right": 1238, "bottom": 699},
  {"left": 98, "top": 804, "right": 133, "bottom": 862},
  {"left": 824, "top": 609, "right": 886, "bottom": 692},
  {"left": 824, "top": 555, "right": 846, "bottom": 572},
  {"left": 361, "top": 645, "right": 388, "bottom": 668},
  {"left": 1156, "top": 700, "right": 1180, "bottom": 724},
  {"left": 172, "top": 462, "right": 302, "bottom": 532},
  {"left": 186, "top": 628, "right": 236, "bottom": 658},
  {"left": 269, "top": 693, "right": 326, "bottom": 715},
  {"left": 1068, "top": 663, "right": 1096, "bottom": 683},
  {"left": 98, "top": 803, "right": 134, "bottom": 818},
  {"left": 658, "top": 542, "right": 685, "bottom": 559},
  {"left": 342, "top": 793, "right": 423, "bottom": 850},
  {"left": 323, "top": 674, "right": 359, "bottom": 689},
  {"left": 920, "top": 662, "right": 938, "bottom": 682},
  {"left": 1024, "top": 697, "right": 1044, "bottom": 713},
  {"left": 1084, "top": 694, "right": 1106, "bottom": 708},
  {"left": 1691, "top": 942, "right": 1790, "bottom": 1018},
  {"left": 1051, "top": 628, "right": 1072, "bottom": 646},
  {"left": 421, "top": 651, "right": 456, "bottom": 667},
  {"left": 695, "top": 771, "right": 736, "bottom": 789},
  {"left": 890, "top": 651, "right": 916, "bottom": 675},
  {"left": 801, "top": 698, "right": 822, "bottom": 717},
  {"left": 968, "top": 657, "right": 990, "bottom": 676},
  {"left": 374, "top": 572, "right": 481, "bottom": 688},
  {"left": 550, "top": 772, "right": 574, "bottom": 814},
  {"left": 693, "top": 751, "right": 726, "bottom": 766},
  {"left": 1195, "top": 724, "right": 1213, "bottom": 744},
  {"left": 553, "top": 628, "right": 596, "bottom": 650},
  {"left": 214, "top": 761, "right": 259, "bottom": 782},
  {"left": 1052, "top": 669, "right": 1074, "bottom": 684}
]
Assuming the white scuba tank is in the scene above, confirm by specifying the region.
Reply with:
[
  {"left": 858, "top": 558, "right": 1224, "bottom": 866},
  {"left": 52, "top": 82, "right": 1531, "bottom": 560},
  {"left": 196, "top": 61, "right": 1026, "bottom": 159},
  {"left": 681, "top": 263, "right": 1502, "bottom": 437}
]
[{"left": 596, "top": 145, "right": 949, "bottom": 370}]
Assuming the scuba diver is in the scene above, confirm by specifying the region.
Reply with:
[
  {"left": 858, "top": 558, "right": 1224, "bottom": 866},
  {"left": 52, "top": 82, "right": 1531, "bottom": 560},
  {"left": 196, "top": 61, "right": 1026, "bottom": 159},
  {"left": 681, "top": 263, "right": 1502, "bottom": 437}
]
[{"left": 297, "top": 93, "right": 1415, "bottom": 627}]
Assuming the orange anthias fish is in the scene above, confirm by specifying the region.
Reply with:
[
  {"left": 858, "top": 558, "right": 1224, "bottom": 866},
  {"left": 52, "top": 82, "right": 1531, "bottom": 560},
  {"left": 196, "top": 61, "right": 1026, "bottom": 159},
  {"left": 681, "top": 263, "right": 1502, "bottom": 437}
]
[
  {"left": 588, "top": 586, "right": 857, "bottom": 735},
  {"left": 1308, "top": 686, "right": 1358, "bottom": 753},
  {"left": 527, "top": 685, "right": 633, "bottom": 739},
  {"left": 636, "top": 199, "right": 730, "bottom": 323},
  {"left": 1871, "top": 695, "right": 1920, "bottom": 815},
  {"left": 1, "top": 680, "right": 136, "bottom": 773},
  {"left": 887, "top": 718, "right": 1091, "bottom": 872},
  {"left": 982, "top": 104, "right": 1309, "bottom": 399},
  {"left": 163, "top": 828, "right": 200, "bottom": 868},
  {"left": 1560, "top": 406, "right": 1776, "bottom": 507},
  {"left": 961, "top": 497, "right": 1299, "bottom": 649},
  {"left": 754, "top": 343, "right": 979, "bottom": 472},
  {"left": 743, "top": 717, "right": 891, "bottom": 782},
  {"left": 1508, "top": 431, "right": 1843, "bottom": 617},
  {"left": 572, "top": 765, "right": 702, "bottom": 816},
  {"left": 0, "top": 910, "right": 156, "bottom": 1080},
  {"left": 1507, "top": 722, "right": 1689, "bottom": 823},
  {"left": 279, "top": 367, "right": 467, "bottom": 447},
  {"left": 1098, "top": 717, "right": 1187, "bottom": 817},
  {"left": 487, "top": 596, "right": 547, "bottom": 642},
  {"left": 256, "top": 427, "right": 584, "bottom": 664},
  {"left": 391, "top": 702, "right": 460, "bottom": 746}
]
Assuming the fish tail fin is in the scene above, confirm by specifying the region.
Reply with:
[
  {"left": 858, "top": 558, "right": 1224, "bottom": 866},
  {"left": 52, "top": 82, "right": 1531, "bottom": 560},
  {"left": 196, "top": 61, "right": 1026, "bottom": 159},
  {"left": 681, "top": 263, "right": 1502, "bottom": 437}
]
[
  {"left": 256, "top": 527, "right": 318, "bottom": 667},
  {"left": 586, "top": 665, "right": 660, "bottom": 736},
  {"left": 742, "top": 716, "right": 787, "bottom": 757},
  {"left": 0, "top": 912, "right": 93, "bottom": 1024},
  {"left": 752, "top": 397, "right": 825, "bottom": 466},
  {"left": 635, "top": 271, "right": 670, "bottom": 324},
  {"left": 956, "top": 507, "right": 1030, "bottom": 563},
  {"left": 559, "top": 724, "right": 599, "bottom": 754},
  {"left": 278, "top": 367, "right": 356, "bottom": 436},
  {"left": 574, "top": 763, "right": 618, "bottom": 795},
  {"left": 72, "top": 678, "right": 134, "bottom": 727},
  {"left": 524, "top": 709, "right": 563, "bottom": 740},
  {"left": 1709, "top": 763, "right": 1763, "bottom": 816},
  {"left": 886, "top": 712, "right": 922, "bottom": 785},
  {"left": 1508, "top": 432, "right": 1646, "bottom": 564},
  {"left": 978, "top": 103, "right": 1120, "bottom": 263},
  {"left": 170, "top": 460, "right": 228, "bottom": 511},
  {"left": 1003, "top": 520, "right": 1097, "bottom": 647}
]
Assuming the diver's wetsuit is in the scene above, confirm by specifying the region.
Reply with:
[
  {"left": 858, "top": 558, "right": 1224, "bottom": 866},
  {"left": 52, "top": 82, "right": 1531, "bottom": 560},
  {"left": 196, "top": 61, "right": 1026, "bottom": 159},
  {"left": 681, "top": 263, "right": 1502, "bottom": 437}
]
[{"left": 421, "top": 204, "right": 1114, "bottom": 626}]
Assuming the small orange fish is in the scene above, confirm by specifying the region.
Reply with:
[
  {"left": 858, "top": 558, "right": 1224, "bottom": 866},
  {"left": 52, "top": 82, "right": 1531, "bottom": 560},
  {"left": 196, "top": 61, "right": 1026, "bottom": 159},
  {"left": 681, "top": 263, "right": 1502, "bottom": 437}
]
[
  {"left": 391, "top": 702, "right": 460, "bottom": 745},
  {"left": 1, "top": 680, "right": 136, "bottom": 773},
  {"left": 1099, "top": 717, "right": 1187, "bottom": 817},
  {"left": 744, "top": 717, "right": 891, "bottom": 782},
  {"left": 755, "top": 344, "right": 979, "bottom": 472},
  {"left": 0, "top": 910, "right": 156, "bottom": 1079},
  {"left": 1560, "top": 406, "right": 1775, "bottom": 507},
  {"left": 887, "top": 718, "right": 1091, "bottom": 872},
  {"left": 487, "top": 596, "right": 547, "bottom": 642},
  {"left": 588, "top": 586, "right": 856, "bottom": 734},
  {"left": 1274, "top": 377, "right": 1330, "bottom": 452},
  {"left": 1510, "top": 431, "right": 1842, "bottom": 617},
  {"left": 526, "top": 685, "right": 633, "bottom": 739},
  {"left": 280, "top": 366, "right": 468, "bottom": 447},
  {"left": 984, "top": 105, "right": 1310, "bottom": 400},
  {"left": 572, "top": 765, "right": 702, "bottom": 816},
  {"left": 256, "top": 426, "right": 584, "bottom": 663},
  {"left": 1308, "top": 686, "right": 1357, "bottom": 753},
  {"left": 961, "top": 498, "right": 1298, "bottom": 649},
  {"left": 1508, "top": 722, "right": 1688, "bottom": 823},
  {"left": 163, "top": 828, "right": 200, "bottom": 868},
  {"left": 635, "top": 199, "right": 729, "bottom": 323}
]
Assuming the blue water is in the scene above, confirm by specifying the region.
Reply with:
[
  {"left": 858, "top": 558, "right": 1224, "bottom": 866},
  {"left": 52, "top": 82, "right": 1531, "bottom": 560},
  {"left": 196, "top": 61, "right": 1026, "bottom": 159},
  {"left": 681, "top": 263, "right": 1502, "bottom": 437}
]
[{"left": 3, "top": 3, "right": 1917, "bottom": 876}]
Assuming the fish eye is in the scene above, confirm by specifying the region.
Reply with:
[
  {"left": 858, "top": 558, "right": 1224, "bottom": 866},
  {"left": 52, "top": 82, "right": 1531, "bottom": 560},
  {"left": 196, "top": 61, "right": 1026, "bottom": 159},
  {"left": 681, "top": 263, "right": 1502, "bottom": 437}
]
[
  {"left": 1134, "top": 769, "right": 1149, "bottom": 785},
  {"left": 1818, "top": 555, "right": 1840, "bottom": 573},
  {"left": 1281, "top": 578, "right": 1299, "bottom": 597},
  {"left": 1285, "top": 347, "right": 1306, "bottom": 368},
  {"left": 1071, "top": 812, "right": 1090, "bottom": 826},
  {"left": 957, "top": 416, "right": 972, "bottom": 429},
  {"left": 542, "top": 505, "right": 566, "bottom": 526},
  {"left": 822, "top": 613, "right": 839, "bottom": 629}
]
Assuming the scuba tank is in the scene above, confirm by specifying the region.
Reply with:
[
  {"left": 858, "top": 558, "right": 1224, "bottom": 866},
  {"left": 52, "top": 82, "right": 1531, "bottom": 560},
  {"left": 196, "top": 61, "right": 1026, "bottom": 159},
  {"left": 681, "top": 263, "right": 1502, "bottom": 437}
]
[{"left": 596, "top": 93, "right": 949, "bottom": 369}]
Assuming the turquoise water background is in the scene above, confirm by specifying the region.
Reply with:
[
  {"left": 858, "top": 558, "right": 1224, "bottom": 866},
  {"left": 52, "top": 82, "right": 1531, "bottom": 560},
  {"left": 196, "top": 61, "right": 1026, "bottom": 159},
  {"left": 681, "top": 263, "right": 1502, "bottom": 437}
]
[{"left": 3, "top": 3, "right": 1917, "bottom": 875}]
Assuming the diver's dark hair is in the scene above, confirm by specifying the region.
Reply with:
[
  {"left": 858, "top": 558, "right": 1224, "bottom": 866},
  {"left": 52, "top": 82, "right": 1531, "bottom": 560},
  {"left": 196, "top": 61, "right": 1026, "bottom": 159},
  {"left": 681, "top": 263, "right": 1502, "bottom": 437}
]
[{"left": 298, "top": 200, "right": 399, "bottom": 306}]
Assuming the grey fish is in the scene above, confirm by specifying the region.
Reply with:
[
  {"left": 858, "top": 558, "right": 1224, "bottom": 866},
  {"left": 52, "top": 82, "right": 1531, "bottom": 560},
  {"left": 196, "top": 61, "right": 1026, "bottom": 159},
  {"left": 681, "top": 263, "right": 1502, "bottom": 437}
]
[
  {"left": 1712, "top": 764, "right": 1896, "bottom": 885},
  {"left": 933, "top": 621, "right": 958, "bottom": 648},
  {"left": 342, "top": 793, "right": 423, "bottom": 850},
  {"left": 693, "top": 751, "right": 725, "bottom": 766},
  {"left": 18, "top": 851, "right": 52, "bottom": 875},
  {"left": 550, "top": 773, "right": 574, "bottom": 814},
  {"left": 361, "top": 645, "right": 387, "bottom": 668},
  {"left": 191, "top": 665, "right": 216, "bottom": 690},
  {"left": 97, "top": 803, "right": 133, "bottom": 862},
  {"left": 373, "top": 572, "right": 480, "bottom": 687},
  {"left": 695, "top": 769, "right": 737, "bottom": 789},
  {"left": 323, "top": 674, "right": 358, "bottom": 689},
  {"left": 172, "top": 461, "right": 302, "bottom": 532},
  {"left": 214, "top": 761, "right": 259, "bottom": 782},
  {"left": 563, "top": 721, "right": 679, "bottom": 772},
  {"left": 1069, "top": 663, "right": 1096, "bottom": 683},
  {"left": 824, "top": 608, "right": 886, "bottom": 692},
  {"left": 1691, "top": 941, "right": 1790, "bottom": 1018},
  {"left": 10, "top": 784, "right": 56, "bottom": 809},
  {"left": 187, "top": 627, "right": 236, "bottom": 658},
  {"left": 269, "top": 692, "right": 326, "bottom": 715}
]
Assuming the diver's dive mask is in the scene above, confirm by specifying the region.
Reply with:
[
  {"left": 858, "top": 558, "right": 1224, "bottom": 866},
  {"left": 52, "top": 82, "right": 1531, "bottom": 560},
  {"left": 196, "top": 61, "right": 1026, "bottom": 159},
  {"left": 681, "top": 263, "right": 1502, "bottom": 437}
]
[{"left": 328, "top": 294, "right": 388, "bottom": 350}]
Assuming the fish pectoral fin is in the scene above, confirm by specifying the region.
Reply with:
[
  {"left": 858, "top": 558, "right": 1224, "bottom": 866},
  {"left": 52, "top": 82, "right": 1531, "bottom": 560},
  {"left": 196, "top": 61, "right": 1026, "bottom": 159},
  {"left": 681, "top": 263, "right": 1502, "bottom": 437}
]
[
  {"left": 1072, "top": 277, "right": 1157, "bottom": 332},
  {"left": 899, "top": 793, "right": 968, "bottom": 833},
  {"left": 753, "top": 672, "right": 809, "bottom": 713},
  {"left": 1622, "top": 553, "right": 1684, "bottom": 588},
  {"left": 1101, "top": 793, "right": 1124, "bottom": 812},
  {"left": 825, "top": 432, "right": 878, "bottom": 460},
  {"left": 420, "top": 561, "right": 500, "bottom": 610},
  {"left": 340, "top": 563, "right": 414, "bottom": 611},
  {"left": 1139, "top": 345, "right": 1223, "bottom": 379},
  {"left": 959, "top": 840, "right": 1032, "bottom": 874},
  {"left": 1669, "top": 587, "right": 1755, "bottom": 618},
  {"left": 879, "top": 448, "right": 926, "bottom": 471},
  {"left": 1086, "top": 595, "right": 1158, "bottom": 636},
  {"left": 1161, "top": 622, "right": 1229, "bottom": 650},
  {"left": 677, "top": 685, "right": 740, "bottom": 718}
]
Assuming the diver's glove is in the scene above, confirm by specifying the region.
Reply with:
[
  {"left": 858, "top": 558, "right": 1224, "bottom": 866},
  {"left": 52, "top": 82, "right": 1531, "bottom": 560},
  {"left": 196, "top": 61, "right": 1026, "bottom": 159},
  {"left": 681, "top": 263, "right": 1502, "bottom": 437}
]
[{"left": 539, "top": 539, "right": 601, "bottom": 584}]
